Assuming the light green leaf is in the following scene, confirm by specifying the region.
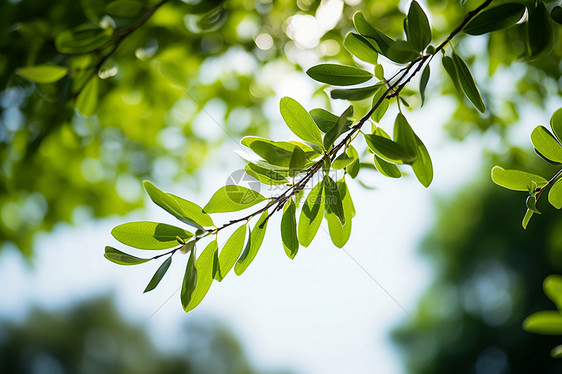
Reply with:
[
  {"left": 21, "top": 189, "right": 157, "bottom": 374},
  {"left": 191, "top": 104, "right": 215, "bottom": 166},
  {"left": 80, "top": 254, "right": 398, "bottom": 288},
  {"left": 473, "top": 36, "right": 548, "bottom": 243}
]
[
  {"left": 17, "top": 65, "right": 68, "bottom": 84},
  {"left": 393, "top": 113, "right": 418, "bottom": 160},
  {"left": 331, "top": 84, "right": 381, "bottom": 101},
  {"left": 531, "top": 126, "right": 562, "bottom": 164},
  {"left": 523, "top": 311, "right": 562, "bottom": 335},
  {"left": 324, "top": 176, "right": 345, "bottom": 226},
  {"left": 374, "top": 155, "right": 401, "bottom": 178},
  {"left": 216, "top": 224, "right": 247, "bottom": 280},
  {"left": 55, "top": 25, "right": 113, "bottom": 54},
  {"left": 353, "top": 12, "right": 393, "bottom": 54},
  {"left": 306, "top": 64, "right": 373, "bottom": 86},
  {"left": 309, "top": 108, "right": 338, "bottom": 133},
  {"left": 343, "top": 32, "right": 378, "bottom": 64},
  {"left": 522, "top": 208, "right": 534, "bottom": 229},
  {"left": 280, "top": 97, "right": 323, "bottom": 146},
  {"left": 411, "top": 134, "right": 433, "bottom": 187},
  {"left": 364, "top": 133, "right": 416, "bottom": 163},
  {"left": 75, "top": 77, "right": 99, "bottom": 117},
  {"left": 549, "top": 178, "right": 562, "bottom": 209},
  {"left": 111, "top": 221, "right": 192, "bottom": 250},
  {"left": 181, "top": 249, "right": 198, "bottom": 311},
  {"left": 298, "top": 181, "right": 325, "bottom": 247},
  {"left": 332, "top": 153, "right": 354, "bottom": 170},
  {"left": 326, "top": 179, "right": 354, "bottom": 248},
  {"left": 551, "top": 108, "right": 562, "bottom": 143},
  {"left": 289, "top": 146, "right": 307, "bottom": 177},
  {"left": 407, "top": 0, "right": 431, "bottom": 51},
  {"left": 452, "top": 51, "right": 485, "bottom": 113},
  {"left": 104, "top": 246, "right": 150, "bottom": 265},
  {"left": 420, "top": 64, "right": 430, "bottom": 106},
  {"left": 491, "top": 166, "right": 548, "bottom": 191},
  {"left": 235, "top": 210, "right": 268, "bottom": 275},
  {"left": 241, "top": 136, "right": 298, "bottom": 167},
  {"left": 144, "top": 256, "right": 172, "bottom": 293},
  {"left": 105, "top": 0, "right": 143, "bottom": 18},
  {"left": 281, "top": 199, "right": 299, "bottom": 259},
  {"left": 204, "top": 185, "right": 266, "bottom": 213},
  {"left": 245, "top": 163, "right": 288, "bottom": 185},
  {"left": 324, "top": 106, "right": 354, "bottom": 150},
  {"left": 371, "top": 86, "right": 390, "bottom": 123},
  {"left": 184, "top": 240, "right": 217, "bottom": 312},
  {"left": 551, "top": 345, "right": 562, "bottom": 358},
  {"left": 544, "top": 275, "right": 562, "bottom": 311},
  {"left": 144, "top": 181, "right": 214, "bottom": 229},
  {"left": 526, "top": 195, "right": 541, "bottom": 214},
  {"left": 346, "top": 145, "right": 360, "bottom": 178},
  {"left": 464, "top": 3, "right": 526, "bottom": 35}
]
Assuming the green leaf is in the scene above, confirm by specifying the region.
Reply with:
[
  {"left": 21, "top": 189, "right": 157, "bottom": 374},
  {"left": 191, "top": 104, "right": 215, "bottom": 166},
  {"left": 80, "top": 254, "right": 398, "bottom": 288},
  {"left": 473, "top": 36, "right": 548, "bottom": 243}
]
[
  {"left": 544, "top": 275, "right": 562, "bottom": 310},
  {"left": 309, "top": 108, "right": 339, "bottom": 133},
  {"left": 527, "top": 1, "right": 553, "bottom": 58},
  {"left": 245, "top": 163, "right": 288, "bottom": 185},
  {"left": 216, "top": 224, "right": 247, "bottom": 281},
  {"left": 330, "top": 84, "right": 381, "bottom": 101},
  {"left": 371, "top": 86, "right": 390, "bottom": 123},
  {"left": 531, "top": 126, "right": 562, "bottom": 164},
  {"left": 280, "top": 97, "right": 324, "bottom": 146},
  {"left": 181, "top": 249, "right": 198, "bottom": 311},
  {"left": 235, "top": 210, "right": 268, "bottom": 275},
  {"left": 452, "top": 51, "right": 485, "bottom": 113},
  {"left": 326, "top": 179, "right": 354, "bottom": 248},
  {"left": 184, "top": 240, "right": 217, "bottom": 312},
  {"left": 281, "top": 199, "right": 299, "bottom": 259},
  {"left": 374, "top": 155, "right": 401, "bottom": 178},
  {"left": 411, "top": 134, "right": 433, "bottom": 187},
  {"left": 144, "top": 181, "right": 214, "bottom": 229},
  {"left": 143, "top": 256, "right": 172, "bottom": 293},
  {"left": 111, "top": 221, "right": 193, "bottom": 250},
  {"left": 298, "top": 181, "right": 325, "bottom": 247},
  {"left": 55, "top": 25, "right": 113, "bottom": 54},
  {"left": 324, "top": 106, "right": 354, "bottom": 150},
  {"left": 552, "top": 6, "right": 562, "bottom": 25},
  {"left": 407, "top": 0, "right": 431, "bottom": 51},
  {"left": 17, "top": 65, "right": 68, "bottom": 84},
  {"left": 241, "top": 136, "right": 300, "bottom": 167},
  {"left": 551, "top": 345, "right": 562, "bottom": 358},
  {"left": 343, "top": 32, "right": 378, "bottom": 64},
  {"left": 385, "top": 40, "right": 420, "bottom": 64},
  {"left": 522, "top": 208, "right": 534, "bottom": 229},
  {"left": 549, "top": 178, "right": 562, "bottom": 209},
  {"left": 523, "top": 311, "right": 562, "bottom": 335},
  {"left": 346, "top": 145, "right": 360, "bottom": 178},
  {"left": 420, "top": 64, "right": 430, "bottom": 106},
  {"left": 332, "top": 153, "right": 354, "bottom": 170},
  {"left": 353, "top": 12, "right": 394, "bottom": 55},
  {"left": 393, "top": 113, "right": 418, "bottom": 160},
  {"left": 289, "top": 146, "right": 307, "bottom": 177},
  {"left": 491, "top": 166, "right": 547, "bottom": 191},
  {"left": 551, "top": 108, "right": 562, "bottom": 143},
  {"left": 442, "top": 56, "right": 463, "bottom": 95},
  {"left": 105, "top": 0, "right": 143, "bottom": 18},
  {"left": 212, "top": 244, "right": 221, "bottom": 281},
  {"left": 75, "top": 77, "right": 99, "bottom": 117},
  {"left": 526, "top": 195, "right": 541, "bottom": 214},
  {"left": 306, "top": 64, "right": 373, "bottom": 86},
  {"left": 104, "top": 246, "right": 150, "bottom": 265},
  {"left": 364, "top": 133, "right": 416, "bottom": 163},
  {"left": 463, "top": 3, "right": 526, "bottom": 35},
  {"left": 324, "top": 176, "right": 345, "bottom": 226},
  {"left": 204, "top": 185, "right": 266, "bottom": 213}
]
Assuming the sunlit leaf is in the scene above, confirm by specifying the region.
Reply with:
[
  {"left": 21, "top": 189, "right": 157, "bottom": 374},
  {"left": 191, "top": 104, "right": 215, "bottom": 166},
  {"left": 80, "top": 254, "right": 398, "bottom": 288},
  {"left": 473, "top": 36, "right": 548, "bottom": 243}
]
[
  {"left": 306, "top": 64, "right": 373, "bottom": 86},
  {"left": 526, "top": 195, "right": 541, "bottom": 214},
  {"left": 326, "top": 179, "right": 354, "bottom": 248},
  {"left": 143, "top": 256, "right": 172, "bottom": 293},
  {"left": 324, "top": 106, "right": 354, "bottom": 150},
  {"left": 394, "top": 113, "right": 418, "bottom": 160},
  {"left": 411, "top": 134, "right": 433, "bottom": 187},
  {"left": 235, "top": 210, "right": 268, "bottom": 275},
  {"left": 407, "top": 0, "right": 431, "bottom": 51},
  {"left": 17, "top": 65, "right": 68, "bottom": 84},
  {"left": 374, "top": 155, "right": 401, "bottom": 178},
  {"left": 185, "top": 240, "right": 217, "bottom": 312},
  {"left": 216, "top": 224, "right": 247, "bottom": 281},
  {"left": 531, "top": 126, "right": 562, "bottom": 164},
  {"left": 371, "top": 86, "right": 390, "bottom": 123},
  {"left": 343, "top": 32, "right": 378, "bottom": 64},
  {"left": 204, "top": 186, "right": 266, "bottom": 213},
  {"left": 298, "top": 181, "right": 325, "bottom": 247},
  {"left": 551, "top": 108, "right": 562, "bottom": 143},
  {"left": 346, "top": 145, "right": 360, "bottom": 178},
  {"left": 241, "top": 136, "right": 302, "bottom": 167},
  {"left": 549, "top": 178, "right": 562, "bottom": 209},
  {"left": 309, "top": 108, "right": 338, "bottom": 133},
  {"left": 353, "top": 12, "right": 393, "bottom": 55},
  {"left": 522, "top": 208, "right": 534, "bottom": 229},
  {"left": 281, "top": 198, "right": 298, "bottom": 259},
  {"left": 75, "top": 77, "right": 99, "bottom": 117},
  {"left": 181, "top": 249, "right": 198, "bottom": 310},
  {"left": 280, "top": 97, "right": 323, "bottom": 146},
  {"left": 332, "top": 153, "right": 354, "bottom": 170},
  {"left": 491, "top": 166, "right": 547, "bottom": 191},
  {"left": 364, "top": 133, "right": 416, "bottom": 163},
  {"left": 111, "top": 221, "right": 192, "bottom": 250},
  {"left": 463, "top": 3, "right": 526, "bottom": 35},
  {"left": 543, "top": 275, "right": 562, "bottom": 311},
  {"left": 245, "top": 163, "right": 288, "bottom": 185},
  {"left": 324, "top": 175, "right": 345, "bottom": 226},
  {"left": 523, "top": 311, "right": 562, "bottom": 335},
  {"left": 551, "top": 345, "right": 562, "bottom": 358},
  {"left": 289, "top": 146, "right": 307, "bottom": 177},
  {"left": 104, "top": 246, "right": 150, "bottom": 265},
  {"left": 452, "top": 51, "right": 485, "bottom": 113}
]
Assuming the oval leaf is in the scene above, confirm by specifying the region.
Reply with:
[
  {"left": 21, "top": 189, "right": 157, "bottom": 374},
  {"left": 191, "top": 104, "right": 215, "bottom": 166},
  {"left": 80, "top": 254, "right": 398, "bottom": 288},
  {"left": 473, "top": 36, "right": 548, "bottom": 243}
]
[
  {"left": 111, "top": 221, "right": 193, "bottom": 250},
  {"left": 143, "top": 256, "right": 172, "bottom": 293},
  {"left": 464, "top": 3, "right": 526, "bottom": 35},
  {"left": 17, "top": 65, "right": 68, "bottom": 84},
  {"left": 452, "top": 51, "right": 485, "bottom": 113},
  {"left": 325, "top": 179, "right": 354, "bottom": 248},
  {"left": 235, "top": 210, "right": 269, "bottom": 275},
  {"left": 306, "top": 64, "right": 373, "bottom": 86},
  {"left": 279, "top": 97, "right": 323, "bottom": 146},
  {"left": 353, "top": 12, "right": 393, "bottom": 55},
  {"left": 324, "top": 176, "right": 345, "bottom": 226},
  {"left": 491, "top": 166, "right": 547, "bottom": 191},
  {"left": 216, "top": 224, "right": 247, "bottom": 280},
  {"left": 204, "top": 185, "right": 266, "bottom": 213},
  {"left": 181, "top": 249, "right": 198, "bottom": 310},
  {"left": 364, "top": 133, "right": 416, "bottom": 163},
  {"left": 523, "top": 311, "right": 562, "bottom": 335},
  {"left": 75, "top": 77, "right": 99, "bottom": 117},
  {"left": 549, "top": 178, "right": 562, "bottom": 209},
  {"left": 374, "top": 155, "right": 401, "bottom": 178},
  {"left": 309, "top": 108, "right": 339, "bottom": 133},
  {"left": 185, "top": 240, "right": 218, "bottom": 312},
  {"left": 544, "top": 275, "right": 562, "bottom": 310},
  {"left": 298, "top": 181, "right": 325, "bottom": 247},
  {"left": 343, "top": 32, "right": 378, "bottom": 64},
  {"left": 281, "top": 199, "right": 299, "bottom": 259},
  {"left": 407, "top": 0, "right": 431, "bottom": 51},
  {"left": 104, "top": 246, "right": 150, "bottom": 265},
  {"left": 331, "top": 84, "right": 381, "bottom": 101},
  {"left": 531, "top": 126, "right": 562, "bottom": 164},
  {"left": 551, "top": 108, "right": 562, "bottom": 143}
]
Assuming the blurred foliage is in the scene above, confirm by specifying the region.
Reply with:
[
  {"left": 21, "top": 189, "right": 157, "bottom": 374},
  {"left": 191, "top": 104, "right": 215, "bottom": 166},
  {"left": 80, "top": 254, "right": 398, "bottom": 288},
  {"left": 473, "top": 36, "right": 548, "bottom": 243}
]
[
  {"left": 393, "top": 150, "right": 562, "bottom": 373},
  {"left": 1, "top": 0, "right": 561, "bottom": 261},
  {"left": 0, "top": 295, "right": 294, "bottom": 374}
]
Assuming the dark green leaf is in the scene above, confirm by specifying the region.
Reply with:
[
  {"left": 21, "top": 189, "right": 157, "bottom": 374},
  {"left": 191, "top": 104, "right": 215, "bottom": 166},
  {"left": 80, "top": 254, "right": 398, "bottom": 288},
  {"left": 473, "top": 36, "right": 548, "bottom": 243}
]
[
  {"left": 306, "top": 64, "right": 373, "bottom": 86},
  {"left": 104, "top": 246, "right": 150, "bottom": 265},
  {"left": 143, "top": 256, "right": 172, "bottom": 293},
  {"left": 280, "top": 97, "right": 323, "bottom": 146},
  {"left": 298, "top": 181, "right": 325, "bottom": 247},
  {"left": 407, "top": 0, "right": 431, "bottom": 51},
  {"left": 364, "top": 133, "right": 416, "bottom": 163},
  {"left": 242, "top": 136, "right": 299, "bottom": 167},
  {"left": 309, "top": 108, "right": 338, "bottom": 133},
  {"left": 374, "top": 155, "right": 401, "bottom": 178},
  {"left": 289, "top": 146, "right": 307, "bottom": 177},
  {"left": 17, "top": 65, "right": 68, "bottom": 84},
  {"left": 552, "top": 6, "right": 562, "bottom": 24},
  {"left": 371, "top": 86, "right": 390, "bottom": 123},
  {"left": 523, "top": 311, "right": 562, "bottom": 334},
  {"left": 549, "top": 178, "right": 562, "bottom": 209},
  {"left": 411, "top": 134, "right": 433, "bottom": 187},
  {"left": 393, "top": 113, "right": 418, "bottom": 160},
  {"left": 144, "top": 181, "right": 214, "bottom": 229},
  {"left": 105, "top": 0, "right": 143, "bottom": 18},
  {"left": 281, "top": 198, "right": 298, "bottom": 259},
  {"left": 343, "top": 32, "right": 378, "bottom": 64},
  {"left": 346, "top": 145, "right": 360, "bottom": 178},
  {"left": 527, "top": 1, "right": 553, "bottom": 58},
  {"left": 420, "top": 64, "right": 430, "bottom": 106},
  {"left": 531, "top": 126, "right": 562, "bottom": 164},
  {"left": 185, "top": 240, "right": 217, "bottom": 312},
  {"left": 181, "top": 249, "right": 198, "bottom": 311},
  {"left": 326, "top": 179, "right": 354, "bottom": 248},
  {"left": 551, "top": 108, "right": 562, "bottom": 143},
  {"left": 353, "top": 12, "right": 394, "bottom": 54},
  {"left": 204, "top": 185, "right": 266, "bottom": 213},
  {"left": 464, "top": 3, "right": 526, "bottom": 35},
  {"left": 442, "top": 56, "right": 463, "bottom": 95},
  {"left": 75, "top": 78, "right": 98, "bottom": 117},
  {"left": 331, "top": 84, "right": 381, "bottom": 101},
  {"left": 491, "top": 166, "right": 547, "bottom": 191},
  {"left": 385, "top": 40, "right": 420, "bottom": 64},
  {"left": 324, "top": 175, "right": 345, "bottom": 226},
  {"left": 111, "top": 221, "right": 193, "bottom": 250},
  {"left": 215, "top": 224, "right": 247, "bottom": 281},
  {"left": 235, "top": 210, "right": 268, "bottom": 275},
  {"left": 55, "top": 25, "right": 112, "bottom": 54},
  {"left": 452, "top": 51, "right": 485, "bottom": 113},
  {"left": 245, "top": 163, "right": 288, "bottom": 185}
]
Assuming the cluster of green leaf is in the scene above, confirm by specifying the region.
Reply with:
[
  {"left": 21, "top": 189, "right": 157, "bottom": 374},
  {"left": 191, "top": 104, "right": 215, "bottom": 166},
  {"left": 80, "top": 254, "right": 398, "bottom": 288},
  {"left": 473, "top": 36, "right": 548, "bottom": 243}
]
[
  {"left": 524, "top": 275, "right": 562, "bottom": 358},
  {"left": 492, "top": 108, "right": 562, "bottom": 228}
]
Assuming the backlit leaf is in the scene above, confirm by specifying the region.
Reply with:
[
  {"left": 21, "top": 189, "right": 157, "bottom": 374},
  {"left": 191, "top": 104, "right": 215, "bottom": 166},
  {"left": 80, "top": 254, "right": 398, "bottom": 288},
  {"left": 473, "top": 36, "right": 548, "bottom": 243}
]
[
  {"left": 235, "top": 210, "right": 268, "bottom": 275},
  {"left": 55, "top": 25, "right": 112, "bottom": 54},
  {"left": 216, "top": 224, "right": 247, "bottom": 280},
  {"left": 551, "top": 108, "right": 562, "bottom": 143},
  {"left": 245, "top": 163, "right": 288, "bottom": 185},
  {"left": 371, "top": 86, "right": 390, "bottom": 123},
  {"left": 281, "top": 199, "right": 298, "bottom": 259},
  {"left": 204, "top": 185, "right": 266, "bottom": 213},
  {"left": 544, "top": 275, "right": 562, "bottom": 310},
  {"left": 407, "top": 1, "right": 431, "bottom": 51},
  {"left": 298, "top": 181, "right": 325, "bottom": 247},
  {"left": 385, "top": 40, "right": 419, "bottom": 64},
  {"left": 111, "top": 221, "right": 193, "bottom": 250},
  {"left": 411, "top": 134, "right": 433, "bottom": 187},
  {"left": 143, "top": 256, "right": 172, "bottom": 293},
  {"left": 310, "top": 108, "right": 338, "bottom": 133},
  {"left": 548, "top": 178, "right": 562, "bottom": 209},
  {"left": 324, "top": 106, "right": 354, "bottom": 150},
  {"left": 452, "top": 51, "right": 485, "bottom": 113},
  {"left": 523, "top": 311, "right": 562, "bottom": 335},
  {"left": 181, "top": 249, "right": 198, "bottom": 310},
  {"left": 374, "top": 155, "right": 401, "bottom": 178},
  {"left": 326, "top": 179, "right": 354, "bottom": 248},
  {"left": 531, "top": 126, "right": 562, "bottom": 164},
  {"left": 364, "top": 133, "right": 416, "bottom": 163},
  {"left": 420, "top": 64, "right": 430, "bottom": 106},
  {"left": 324, "top": 176, "right": 345, "bottom": 226},
  {"left": 306, "top": 64, "right": 373, "bottom": 86},
  {"left": 343, "top": 32, "right": 378, "bottom": 64},
  {"left": 353, "top": 12, "right": 393, "bottom": 55},
  {"left": 185, "top": 240, "right": 217, "bottom": 312},
  {"left": 280, "top": 97, "right": 323, "bottom": 146},
  {"left": 491, "top": 166, "right": 547, "bottom": 191},
  {"left": 522, "top": 208, "right": 534, "bottom": 229},
  {"left": 442, "top": 56, "right": 463, "bottom": 95},
  {"left": 393, "top": 113, "right": 418, "bottom": 160},
  {"left": 17, "top": 65, "right": 68, "bottom": 84},
  {"left": 331, "top": 84, "right": 381, "bottom": 101},
  {"left": 104, "top": 246, "right": 150, "bottom": 265}
]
